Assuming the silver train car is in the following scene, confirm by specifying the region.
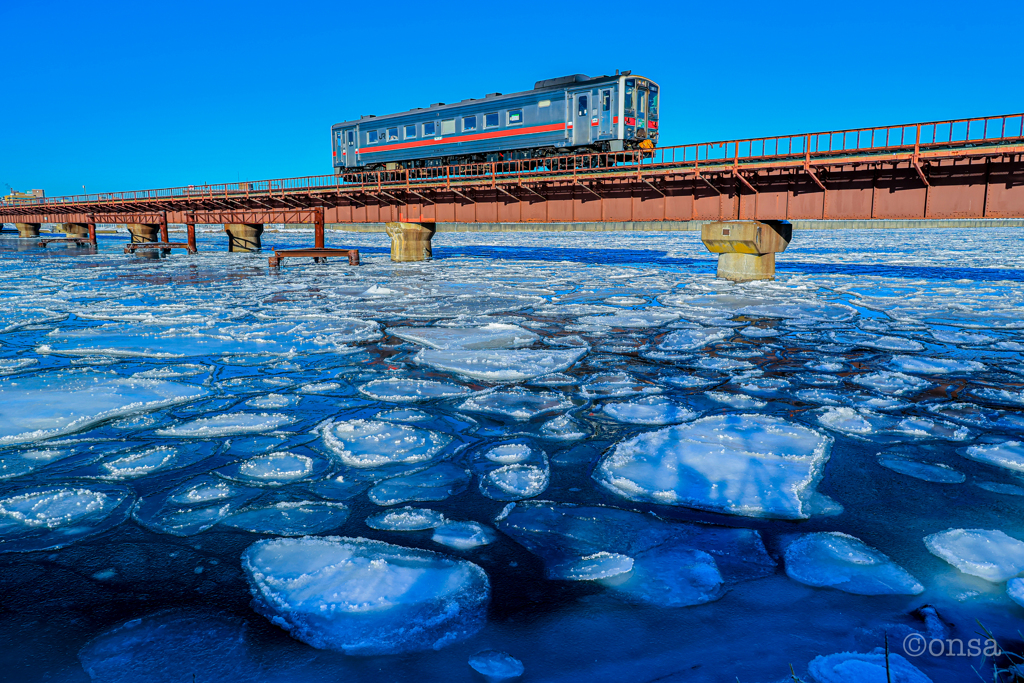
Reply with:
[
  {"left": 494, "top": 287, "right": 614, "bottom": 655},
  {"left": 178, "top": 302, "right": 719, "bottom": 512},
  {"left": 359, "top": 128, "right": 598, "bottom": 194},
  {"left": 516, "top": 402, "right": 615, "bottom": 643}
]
[{"left": 331, "top": 72, "right": 659, "bottom": 172}]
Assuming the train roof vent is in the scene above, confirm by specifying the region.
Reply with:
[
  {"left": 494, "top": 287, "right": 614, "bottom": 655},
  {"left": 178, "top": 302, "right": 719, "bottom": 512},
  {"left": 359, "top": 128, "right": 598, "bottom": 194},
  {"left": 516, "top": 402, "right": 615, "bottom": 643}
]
[
  {"left": 485, "top": 92, "right": 502, "bottom": 98},
  {"left": 430, "top": 102, "right": 445, "bottom": 107},
  {"left": 534, "top": 74, "right": 590, "bottom": 89},
  {"left": 461, "top": 98, "right": 475, "bottom": 102},
  {"left": 360, "top": 114, "right": 376, "bottom": 119}
]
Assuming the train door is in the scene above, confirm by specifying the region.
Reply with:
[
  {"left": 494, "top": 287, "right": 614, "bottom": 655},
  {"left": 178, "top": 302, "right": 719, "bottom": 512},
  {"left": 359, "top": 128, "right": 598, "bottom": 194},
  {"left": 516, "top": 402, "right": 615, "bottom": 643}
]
[
  {"left": 572, "top": 92, "right": 590, "bottom": 146},
  {"left": 599, "top": 88, "right": 612, "bottom": 137},
  {"left": 344, "top": 127, "right": 357, "bottom": 167}
]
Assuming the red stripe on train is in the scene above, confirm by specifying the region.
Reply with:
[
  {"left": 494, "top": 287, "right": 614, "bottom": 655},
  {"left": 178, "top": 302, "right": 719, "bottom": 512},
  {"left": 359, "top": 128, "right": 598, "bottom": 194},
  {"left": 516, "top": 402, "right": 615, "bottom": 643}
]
[{"left": 356, "top": 123, "right": 566, "bottom": 156}]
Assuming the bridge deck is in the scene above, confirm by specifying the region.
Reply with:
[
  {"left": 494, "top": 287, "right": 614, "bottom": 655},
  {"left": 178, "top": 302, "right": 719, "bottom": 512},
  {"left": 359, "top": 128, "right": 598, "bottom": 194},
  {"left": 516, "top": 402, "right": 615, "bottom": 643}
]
[{"left": 3, "top": 113, "right": 1023, "bottom": 224}]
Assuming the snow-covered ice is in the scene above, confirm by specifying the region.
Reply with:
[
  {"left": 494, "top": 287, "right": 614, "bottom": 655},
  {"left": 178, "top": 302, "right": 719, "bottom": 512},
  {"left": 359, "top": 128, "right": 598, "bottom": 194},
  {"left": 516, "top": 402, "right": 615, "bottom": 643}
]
[
  {"left": 432, "top": 521, "right": 496, "bottom": 550},
  {"left": 601, "top": 396, "right": 698, "bottom": 425},
  {"left": 594, "top": 414, "right": 836, "bottom": 519},
  {"left": 366, "top": 506, "right": 447, "bottom": 530},
  {"left": 925, "top": 528, "right": 1024, "bottom": 582},
  {"left": 156, "top": 412, "right": 293, "bottom": 437},
  {"left": 242, "top": 536, "right": 489, "bottom": 653},
  {"left": 0, "top": 370, "right": 207, "bottom": 444},
  {"left": 414, "top": 348, "right": 586, "bottom": 382},
  {"left": 390, "top": 323, "right": 539, "bottom": 349},
  {"left": 457, "top": 387, "right": 574, "bottom": 420},
  {"left": 358, "top": 378, "right": 471, "bottom": 402},
  {"left": 784, "top": 532, "right": 924, "bottom": 595}
]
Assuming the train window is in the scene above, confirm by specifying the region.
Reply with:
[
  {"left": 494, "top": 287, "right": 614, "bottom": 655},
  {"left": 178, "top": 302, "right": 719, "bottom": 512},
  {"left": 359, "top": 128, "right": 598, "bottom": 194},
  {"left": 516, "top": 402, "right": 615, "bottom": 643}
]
[
  {"left": 538, "top": 100, "right": 550, "bottom": 108},
  {"left": 463, "top": 115, "right": 476, "bottom": 131},
  {"left": 405, "top": 125, "right": 416, "bottom": 138},
  {"left": 577, "top": 95, "right": 588, "bottom": 117},
  {"left": 624, "top": 84, "right": 634, "bottom": 112},
  {"left": 508, "top": 109, "right": 522, "bottom": 125},
  {"left": 423, "top": 121, "right": 436, "bottom": 136},
  {"left": 648, "top": 88, "right": 658, "bottom": 116},
  {"left": 347, "top": 131, "right": 354, "bottom": 144},
  {"left": 387, "top": 127, "right": 399, "bottom": 141},
  {"left": 602, "top": 90, "right": 611, "bottom": 111},
  {"left": 484, "top": 112, "right": 499, "bottom": 128},
  {"left": 367, "top": 130, "right": 379, "bottom": 144},
  {"left": 441, "top": 119, "right": 456, "bottom": 134}
]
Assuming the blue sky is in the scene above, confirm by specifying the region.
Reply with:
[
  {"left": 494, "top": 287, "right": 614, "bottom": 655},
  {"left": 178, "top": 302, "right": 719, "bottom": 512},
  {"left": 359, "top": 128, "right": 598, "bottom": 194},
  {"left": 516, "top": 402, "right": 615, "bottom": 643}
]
[{"left": 2, "top": 0, "right": 1022, "bottom": 198}]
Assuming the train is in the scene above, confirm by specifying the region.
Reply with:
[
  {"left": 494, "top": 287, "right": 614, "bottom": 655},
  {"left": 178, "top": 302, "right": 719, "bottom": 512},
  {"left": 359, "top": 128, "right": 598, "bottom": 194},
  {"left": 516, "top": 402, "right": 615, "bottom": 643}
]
[{"left": 331, "top": 72, "right": 659, "bottom": 173}]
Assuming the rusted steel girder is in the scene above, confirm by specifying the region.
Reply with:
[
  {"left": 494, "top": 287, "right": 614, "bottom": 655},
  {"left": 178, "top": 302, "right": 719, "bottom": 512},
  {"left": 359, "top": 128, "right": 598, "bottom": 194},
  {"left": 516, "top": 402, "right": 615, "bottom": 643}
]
[{"left": 3, "top": 113, "right": 1023, "bottom": 225}]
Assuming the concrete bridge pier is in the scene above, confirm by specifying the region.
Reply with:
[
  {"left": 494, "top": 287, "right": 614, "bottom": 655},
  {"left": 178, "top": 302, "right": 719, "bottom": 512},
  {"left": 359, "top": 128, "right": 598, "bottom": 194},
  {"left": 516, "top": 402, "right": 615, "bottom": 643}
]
[
  {"left": 60, "top": 223, "right": 90, "bottom": 237},
  {"left": 224, "top": 224, "right": 263, "bottom": 252},
  {"left": 385, "top": 222, "right": 435, "bottom": 262},
  {"left": 701, "top": 220, "right": 792, "bottom": 282},
  {"left": 126, "top": 223, "right": 161, "bottom": 243},
  {"left": 14, "top": 223, "right": 41, "bottom": 238}
]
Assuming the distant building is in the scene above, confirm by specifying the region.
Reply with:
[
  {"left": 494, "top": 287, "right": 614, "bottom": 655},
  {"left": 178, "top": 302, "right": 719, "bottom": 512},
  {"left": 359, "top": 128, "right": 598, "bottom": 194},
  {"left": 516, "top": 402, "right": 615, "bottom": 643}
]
[{"left": 2, "top": 189, "right": 44, "bottom": 203}]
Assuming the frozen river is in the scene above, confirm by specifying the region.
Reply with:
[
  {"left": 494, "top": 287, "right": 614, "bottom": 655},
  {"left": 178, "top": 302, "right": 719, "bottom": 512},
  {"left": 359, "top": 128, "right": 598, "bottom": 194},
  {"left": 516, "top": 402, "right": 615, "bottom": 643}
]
[{"left": 0, "top": 226, "right": 1023, "bottom": 683}]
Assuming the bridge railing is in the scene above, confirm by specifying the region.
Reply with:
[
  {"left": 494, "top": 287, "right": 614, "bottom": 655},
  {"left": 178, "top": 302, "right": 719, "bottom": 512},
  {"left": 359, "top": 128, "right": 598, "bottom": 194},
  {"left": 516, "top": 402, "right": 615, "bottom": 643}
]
[{"left": 3, "top": 113, "right": 1022, "bottom": 209}]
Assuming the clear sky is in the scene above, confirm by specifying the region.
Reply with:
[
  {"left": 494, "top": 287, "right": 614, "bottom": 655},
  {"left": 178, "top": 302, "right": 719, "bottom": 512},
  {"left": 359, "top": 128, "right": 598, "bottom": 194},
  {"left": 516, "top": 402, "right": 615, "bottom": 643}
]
[{"left": 2, "top": 0, "right": 1021, "bottom": 198}]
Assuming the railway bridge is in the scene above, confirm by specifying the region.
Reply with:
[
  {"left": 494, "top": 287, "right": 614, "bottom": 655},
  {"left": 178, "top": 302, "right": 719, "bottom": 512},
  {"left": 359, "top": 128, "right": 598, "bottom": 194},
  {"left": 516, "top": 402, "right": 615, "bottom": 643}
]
[{"left": 2, "top": 112, "right": 1022, "bottom": 280}]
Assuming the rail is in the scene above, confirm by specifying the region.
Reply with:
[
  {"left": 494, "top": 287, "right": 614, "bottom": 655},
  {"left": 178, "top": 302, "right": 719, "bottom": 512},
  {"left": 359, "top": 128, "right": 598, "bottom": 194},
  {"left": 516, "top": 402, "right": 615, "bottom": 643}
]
[{"left": 3, "top": 112, "right": 1022, "bottom": 209}]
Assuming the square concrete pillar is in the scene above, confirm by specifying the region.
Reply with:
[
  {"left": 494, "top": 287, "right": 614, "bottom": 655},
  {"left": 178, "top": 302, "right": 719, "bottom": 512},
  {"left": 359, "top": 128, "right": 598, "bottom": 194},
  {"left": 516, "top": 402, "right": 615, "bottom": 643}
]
[
  {"left": 385, "top": 222, "right": 435, "bottom": 262},
  {"left": 701, "top": 220, "right": 792, "bottom": 281},
  {"left": 224, "top": 224, "right": 264, "bottom": 252},
  {"left": 14, "top": 223, "right": 41, "bottom": 238},
  {"left": 126, "top": 224, "right": 161, "bottom": 243}
]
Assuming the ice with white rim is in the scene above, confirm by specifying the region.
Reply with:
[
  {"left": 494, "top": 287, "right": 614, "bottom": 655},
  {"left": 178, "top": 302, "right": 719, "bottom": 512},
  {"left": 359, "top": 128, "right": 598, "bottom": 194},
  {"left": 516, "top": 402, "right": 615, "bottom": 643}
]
[
  {"left": 219, "top": 451, "right": 326, "bottom": 486},
  {"left": 480, "top": 463, "right": 549, "bottom": 501},
  {"left": 657, "top": 328, "right": 730, "bottom": 352},
  {"left": 0, "top": 448, "right": 72, "bottom": 480},
  {"left": 877, "top": 456, "right": 965, "bottom": 484},
  {"left": 221, "top": 501, "right": 349, "bottom": 536},
  {"left": 601, "top": 396, "right": 698, "bottom": 425},
  {"left": 368, "top": 463, "right": 471, "bottom": 505},
  {"left": 432, "top": 521, "right": 496, "bottom": 550},
  {"left": 0, "top": 358, "right": 39, "bottom": 375},
  {"left": 539, "top": 414, "right": 588, "bottom": 441},
  {"left": 594, "top": 414, "right": 837, "bottom": 519},
  {"left": 96, "top": 446, "right": 195, "bottom": 480},
  {"left": 321, "top": 419, "right": 451, "bottom": 470},
  {"left": 156, "top": 413, "right": 294, "bottom": 437},
  {"left": 783, "top": 532, "right": 924, "bottom": 595},
  {"left": 390, "top": 323, "right": 539, "bottom": 349},
  {"left": 704, "top": 391, "right": 767, "bottom": 410},
  {"left": 580, "top": 372, "right": 661, "bottom": 399},
  {"left": 468, "top": 650, "right": 524, "bottom": 681},
  {"left": 970, "top": 387, "right": 1024, "bottom": 406},
  {"left": 807, "top": 650, "right": 933, "bottom": 683},
  {"left": 133, "top": 477, "right": 261, "bottom": 536},
  {"left": 1008, "top": 578, "right": 1024, "bottom": 607},
  {"left": 246, "top": 393, "right": 298, "bottom": 409},
  {"left": 851, "top": 371, "right": 933, "bottom": 396},
  {"left": 0, "top": 370, "right": 208, "bottom": 445},
  {"left": 366, "top": 506, "right": 447, "bottom": 530},
  {"left": 0, "top": 484, "right": 133, "bottom": 552},
  {"left": 925, "top": 528, "right": 1024, "bottom": 582},
  {"left": 577, "top": 309, "right": 681, "bottom": 328},
  {"left": 414, "top": 348, "right": 586, "bottom": 382},
  {"left": 358, "top": 378, "right": 471, "bottom": 402},
  {"left": 958, "top": 441, "right": 1024, "bottom": 472},
  {"left": 457, "top": 387, "right": 573, "bottom": 420},
  {"left": 817, "top": 407, "right": 970, "bottom": 441},
  {"left": 242, "top": 536, "right": 490, "bottom": 654},
  {"left": 887, "top": 355, "right": 987, "bottom": 374}
]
